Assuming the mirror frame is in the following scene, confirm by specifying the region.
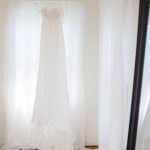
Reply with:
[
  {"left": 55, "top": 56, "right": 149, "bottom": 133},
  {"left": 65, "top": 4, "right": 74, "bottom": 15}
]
[{"left": 127, "top": 0, "right": 150, "bottom": 150}]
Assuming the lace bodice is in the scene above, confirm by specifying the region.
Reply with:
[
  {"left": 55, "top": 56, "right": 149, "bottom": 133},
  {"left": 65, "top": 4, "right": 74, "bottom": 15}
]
[{"left": 41, "top": 7, "right": 63, "bottom": 20}]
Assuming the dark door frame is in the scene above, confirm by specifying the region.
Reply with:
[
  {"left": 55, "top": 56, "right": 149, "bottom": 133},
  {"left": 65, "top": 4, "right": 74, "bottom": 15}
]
[{"left": 127, "top": 0, "right": 150, "bottom": 150}]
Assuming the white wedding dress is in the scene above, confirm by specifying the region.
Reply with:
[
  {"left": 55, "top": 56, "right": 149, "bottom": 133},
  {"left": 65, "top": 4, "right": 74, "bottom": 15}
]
[
  {"left": 33, "top": 7, "right": 72, "bottom": 136},
  {"left": 32, "top": 7, "right": 74, "bottom": 149}
]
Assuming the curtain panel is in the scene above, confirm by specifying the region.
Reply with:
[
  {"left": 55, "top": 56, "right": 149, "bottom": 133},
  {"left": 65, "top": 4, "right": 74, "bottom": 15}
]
[
  {"left": 98, "top": 0, "right": 139, "bottom": 150},
  {"left": 0, "top": 1, "right": 85, "bottom": 150}
]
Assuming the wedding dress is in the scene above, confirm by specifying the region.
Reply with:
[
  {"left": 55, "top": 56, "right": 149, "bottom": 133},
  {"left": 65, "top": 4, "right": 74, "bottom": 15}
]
[
  {"left": 32, "top": 7, "right": 72, "bottom": 136},
  {"left": 31, "top": 7, "right": 74, "bottom": 149}
]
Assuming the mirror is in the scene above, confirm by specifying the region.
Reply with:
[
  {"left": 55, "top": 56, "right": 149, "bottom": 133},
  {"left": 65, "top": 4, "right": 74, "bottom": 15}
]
[
  {"left": 136, "top": 5, "right": 150, "bottom": 150},
  {"left": 127, "top": 1, "right": 150, "bottom": 150}
]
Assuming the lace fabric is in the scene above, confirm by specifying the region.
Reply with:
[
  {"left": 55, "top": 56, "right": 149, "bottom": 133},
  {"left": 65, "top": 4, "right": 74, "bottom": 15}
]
[{"left": 41, "top": 7, "right": 63, "bottom": 20}]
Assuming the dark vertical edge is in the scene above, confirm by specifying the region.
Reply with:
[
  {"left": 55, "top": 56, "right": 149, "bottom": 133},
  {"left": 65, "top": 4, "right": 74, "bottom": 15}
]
[{"left": 126, "top": 0, "right": 149, "bottom": 150}]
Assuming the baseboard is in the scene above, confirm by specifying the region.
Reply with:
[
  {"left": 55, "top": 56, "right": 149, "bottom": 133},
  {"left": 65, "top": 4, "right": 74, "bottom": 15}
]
[{"left": 85, "top": 140, "right": 98, "bottom": 146}]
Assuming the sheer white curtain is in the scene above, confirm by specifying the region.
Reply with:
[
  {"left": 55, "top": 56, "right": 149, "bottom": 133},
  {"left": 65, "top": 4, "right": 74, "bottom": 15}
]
[
  {"left": 0, "top": 0, "right": 7, "bottom": 146},
  {"left": 98, "top": 0, "right": 139, "bottom": 150},
  {"left": 0, "top": 1, "right": 85, "bottom": 150}
]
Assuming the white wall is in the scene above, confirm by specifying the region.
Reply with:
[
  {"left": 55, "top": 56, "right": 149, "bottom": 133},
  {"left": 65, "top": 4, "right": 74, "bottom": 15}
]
[{"left": 83, "top": 0, "right": 99, "bottom": 145}]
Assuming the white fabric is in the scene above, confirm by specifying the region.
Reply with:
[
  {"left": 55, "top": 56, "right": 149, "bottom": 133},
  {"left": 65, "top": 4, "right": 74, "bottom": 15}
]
[
  {"left": 0, "top": 0, "right": 7, "bottom": 146},
  {"left": 33, "top": 7, "right": 72, "bottom": 134},
  {"left": 0, "top": 1, "right": 85, "bottom": 150},
  {"left": 98, "top": 0, "right": 139, "bottom": 150},
  {"left": 136, "top": 10, "right": 150, "bottom": 150}
]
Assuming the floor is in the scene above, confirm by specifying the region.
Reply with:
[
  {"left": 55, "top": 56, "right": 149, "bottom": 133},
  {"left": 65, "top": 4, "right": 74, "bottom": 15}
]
[{"left": 85, "top": 145, "right": 98, "bottom": 150}]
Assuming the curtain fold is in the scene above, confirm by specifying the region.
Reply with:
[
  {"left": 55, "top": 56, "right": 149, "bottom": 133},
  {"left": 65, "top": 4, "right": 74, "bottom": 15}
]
[
  {"left": 98, "top": 0, "right": 139, "bottom": 150},
  {"left": 0, "top": 1, "right": 85, "bottom": 150},
  {"left": 0, "top": 0, "right": 7, "bottom": 146}
]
